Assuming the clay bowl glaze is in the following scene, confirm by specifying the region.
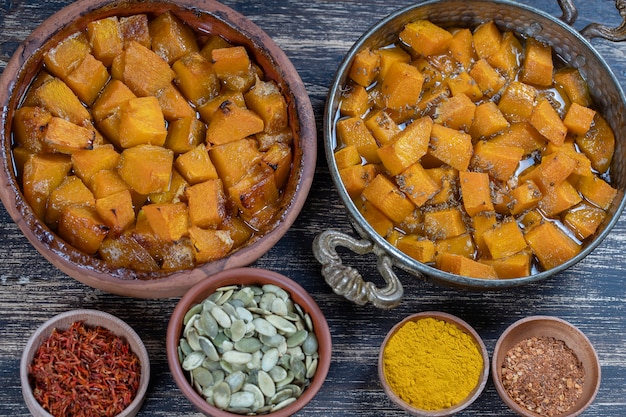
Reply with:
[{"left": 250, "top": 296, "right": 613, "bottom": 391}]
[
  {"left": 166, "top": 267, "right": 332, "bottom": 417},
  {"left": 21, "top": 309, "right": 150, "bottom": 417},
  {"left": 314, "top": 0, "right": 626, "bottom": 309},
  {"left": 378, "top": 311, "right": 489, "bottom": 416},
  {"left": 492, "top": 316, "right": 601, "bottom": 417},
  {"left": 0, "top": 0, "right": 316, "bottom": 298}
]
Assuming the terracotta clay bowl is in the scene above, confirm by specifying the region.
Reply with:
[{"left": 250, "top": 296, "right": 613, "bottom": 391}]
[
  {"left": 21, "top": 309, "right": 150, "bottom": 417},
  {"left": 166, "top": 267, "right": 332, "bottom": 416},
  {"left": 314, "top": 0, "right": 626, "bottom": 309},
  {"left": 0, "top": 0, "right": 316, "bottom": 298},
  {"left": 492, "top": 316, "right": 601, "bottom": 417},
  {"left": 378, "top": 311, "right": 489, "bottom": 416}
]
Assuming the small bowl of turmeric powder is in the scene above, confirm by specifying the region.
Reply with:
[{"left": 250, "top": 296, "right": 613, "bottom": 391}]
[{"left": 378, "top": 311, "right": 489, "bottom": 416}]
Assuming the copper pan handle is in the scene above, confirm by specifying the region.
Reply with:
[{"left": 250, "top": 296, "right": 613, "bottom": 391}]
[{"left": 558, "top": 0, "right": 626, "bottom": 40}]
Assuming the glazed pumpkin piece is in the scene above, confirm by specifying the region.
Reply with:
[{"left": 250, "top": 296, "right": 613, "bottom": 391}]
[
  {"left": 185, "top": 179, "right": 226, "bottom": 228},
  {"left": 43, "top": 32, "right": 91, "bottom": 80},
  {"left": 155, "top": 83, "right": 196, "bottom": 121},
  {"left": 206, "top": 101, "right": 264, "bottom": 146},
  {"left": 480, "top": 252, "right": 531, "bottom": 278},
  {"left": 99, "top": 232, "right": 159, "bottom": 271},
  {"left": 43, "top": 117, "right": 95, "bottom": 154},
  {"left": 423, "top": 207, "right": 466, "bottom": 240},
  {"left": 91, "top": 79, "right": 136, "bottom": 122},
  {"left": 380, "top": 61, "right": 425, "bottom": 110},
  {"left": 175, "top": 144, "right": 218, "bottom": 184},
  {"left": 459, "top": 171, "right": 493, "bottom": 217},
  {"left": 31, "top": 77, "right": 91, "bottom": 125},
  {"left": 554, "top": 67, "right": 592, "bottom": 107},
  {"left": 377, "top": 45, "right": 411, "bottom": 81},
  {"left": 164, "top": 116, "right": 206, "bottom": 154},
  {"left": 575, "top": 175, "right": 617, "bottom": 210},
  {"left": 58, "top": 205, "right": 109, "bottom": 255},
  {"left": 498, "top": 81, "right": 537, "bottom": 122},
  {"left": 118, "top": 96, "right": 167, "bottom": 148},
  {"left": 469, "top": 59, "right": 506, "bottom": 97},
  {"left": 211, "top": 46, "right": 256, "bottom": 92},
  {"left": 87, "top": 16, "right": 123, "bottom": 67},
  {"left": 399, "top": 20, "right": 453, "bottom": 56},
  {"left": 143, "top": 202, "right": 189, "bottom": 242},
  {"left": 482, "top": 218, "right": 527, "bottom": 259},
  {"left": 118, "top": 144, "right": 174, "bottom": 195},
  {"left": 425, "top": 167, "right": 458, "bottom": 205},
  {"left": 339, "top": 84, "right": 369, "bottom": 118},
  {"left": 89, "top": 169, "right": 130, "bottom": 199},
  {"left": 119, "top": 14, "right": 151, "bottom": 48},
  {"left": 199, "top": 34, "right": 233, "bottom": 61},
  {"left": 487, "top": 31, "right": 522, "bottom": 78},
  {"left": 397, "top": 162, "right": 440, "bottom": 207},
  {"left": 509, "top": 180, "right": 543, "bottom": 215},
  {"left": 448, "top": 71, "right": 483, "bottom": 102},
  {"left": 22, "top": 154, "right": 72, "bottom": 220},
  {"left": 244, "top": 78, "right": 288, "bottom": 134},
  {"left": 12, "top": 106, "right": 52, "bottom": 153},
  {"left": 149, "top": 169, "right": 188, "bottom": 205},
  {"left": 428, "top": 124, "right": 473, "bottom": 171},
  {"left": 563, "top": 203, "right": 607, "bottom": 240},
  {"left": 436, "top": 252, "right": 497, "bottom": 279},
  {"left": 348, "top": 47, "right": 380, "bottom": 87},
  {"left": 261, "top": 142, "right": 292, "bottom": 189},
  {"left": 220, "top": 216, "right": 253, "bottom": 249},
  {"left": 149, "top": 11, "right": 199, "bottom": 64},
  {"left": 448, "top": 28, "right": 476, "bottom": 69},
  {"left": 197, "top": 91, "right": 246, "bottom": 123},
  {"left": 172, "top": 52, "right": 220, "bottom": 107},
  {"left": 520, "top": 38, "right": 553, "bottom": 87},
  {"left": 121, "top": 40, "right": 176, "bottom": 97},
  {"left": 209, "top": 138, "right": 262, "bottom": 188},
  {"left": 71, "top": 144, "right": 121, "bottom": 185},
  {"left": 334, "top": 145, "right": 362, "bottom": 170},
  {"left": 530, "top": 98, "right": 567, "bottom": 146},
  {"left": 335, "top": 116, "right": 380, "bottom": 163},
  {"left": 435, "top": 233, "right": 476, "bottom": 258},
  {"left": 469, "top": 101, "right": 509, "bottom": 139},
  {"left": 377, "top": 116, "right": 432, "bottom": 176},
  {"left": 490, "top": 122, "right": 546, "bottom": 155},
  {"left": 188, "top": 227, "right": 234, "bottom": 263},
  {"left": 396, "top": 235, "right": 436, "bottom": 263},
  {"left": 576, "top": 113, "right": 615, "bottom": 173},
  {"left": 545, "top": 139, "right": 593, "bottom": 177},
  {"left": 227, "top": 163, "right": 279, "bottom": 226},
  {"left": 472, "top": 20, "right": 502, "bottom": 60},
  {"left": 256, "top": 128, "right": 293, "bottom": 152},
  {"left": 521, "top": 151, "right": 577, "bottom": 193},
  {"left": 472, "top": 212, "right": 497, "bottom": 256},
  {"left": 362, "top": 174, "right": 415, "bottom": 224},
  {"left": 159, "top": 238, "right": 196, "bottom": 270},
  {"left": 339, "top": 164, "right": 378, "bottom": 198},
  {"left": 563, "top": 103, "right": 596, "bottom": 135},
  {"left": 436, "top": 93, "right": 476, "bottom": 131},
  {"left": 471, "top": 140, "right": 524, "bottom": 182},
  {"left": 95, "top": 189, "right": 136, "bottom": 235},
  {"left": 64, "top": 53, "right": 110, "bottom": 105},
  {"left": 525, "top": 221, "right": 581, "bottom": 270},
  {"left": 45, "top": 176, "right": 95, "bottom": 230},
  {"left": 357, "top": 199, "right": 394, "bottom": 238}
]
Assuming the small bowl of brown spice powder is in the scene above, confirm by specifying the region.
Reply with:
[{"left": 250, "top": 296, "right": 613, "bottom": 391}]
[
  {"left": 492, "top": 315, "right": 601, "bottom": 417},
  {"left": 20, "top": 309, "right": 150, "bottom": 417}
]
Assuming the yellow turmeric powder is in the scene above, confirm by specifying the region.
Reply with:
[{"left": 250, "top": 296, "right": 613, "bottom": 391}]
[{"left": 382, "top": 316, "right": 483, "bottom": 410}]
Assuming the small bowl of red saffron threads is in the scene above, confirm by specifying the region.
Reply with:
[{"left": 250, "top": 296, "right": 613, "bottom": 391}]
[
  {"left": 20, "top": 309, "right": 150, "bottom": 417},
  {"left": 492, "top": 316, "right": 601, "bottom": 417}
]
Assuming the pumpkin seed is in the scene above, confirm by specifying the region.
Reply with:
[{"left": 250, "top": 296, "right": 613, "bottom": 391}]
[
  {"left": 252, "top": 317, "right": 277, "bottom": 337},
  {"left": 271, "top": 396, "right": 297, "bottom": 412},
  {"left": 212, "top": 381, "right": 231, "bottom": 410},
  {"left": 225, "top": 370, "right": 246, "bottom": 392},
  {"left": 261, "top": 347, "right": 279, "bottom": 372},
  {"left": 302, "top": 332, "right": 319, "bottom": 355},
  {"left": 266, "top": 314, "right": 297, "bottom": 334},
  {"left": 257, "top": 370, "right": 276, "bottom": 397},
  {"left": 287, "top": 329, "right": 308, "bottom": 348},
  {"left": 230, "top": 319, "right": 247, "bottom": 342},
  {"left": 182, "top": 351, "right": 206, "bottom": 371},
  {"left": 211, "top": 305, "right": 232, "bottom": 329},
  {"left": 222, "top": 350, "right": 252, "bottom": 365},
  {"left": 269, "top": 365, "right": 288, "bottom": 382},
  {"left": 198, "top": 336, "right": 220, "bottom": 362},
  {"left": 229, "top": 391, "right": 255, "bottom": 409},
  {"left": 243, "top": 383, "right": 265, "bottom": 410},
  {"left": 234, "top": 337, "right": 262, "bottom": 353},
  {"left": 192, "top": 366, "right": 214, "bottom": 388},
  {"left": 183, "top": 304, "right": 202, "bottom": 325}
]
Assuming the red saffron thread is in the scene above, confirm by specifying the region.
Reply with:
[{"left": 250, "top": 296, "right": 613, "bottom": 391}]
[{"left": 28, "top": 321, "right": 141, "bottom": 417}]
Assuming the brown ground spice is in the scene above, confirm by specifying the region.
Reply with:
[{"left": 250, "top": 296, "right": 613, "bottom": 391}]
[{"left": 501, "top": 336, "right": 584, "bottom": 416}]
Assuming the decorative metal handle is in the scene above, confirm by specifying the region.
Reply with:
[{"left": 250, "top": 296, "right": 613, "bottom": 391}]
[
  {"left": 312, "top": 230, "right": 403, "bottom": 309},
  {"left": 558, "top": 0, "right": 626, "bottom": 40}
]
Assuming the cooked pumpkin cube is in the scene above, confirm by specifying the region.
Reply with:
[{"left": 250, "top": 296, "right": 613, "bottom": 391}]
[
  {"left": 219, "top": 216, "right": 252, "bottom": 249},
  {"left": 256, "top": 128, "right": 293, "bottom": 152},
  {"left": 448, "top": 28, "right": 476, "bottom": 69},
  {"left": 340, "top": 84, "right": 370, "bottom": 118},
  {"left": 164, "top": 116, "right": 206, "bottom": 154},
  {"left": 576, "top": 113, "right": 614, "bottom": 173},
  {"left": 399, "top": 20, "right": 453, "bottom": 56},
  {"left": 362, "top": 174, "right": 414, "bottom": 223},
  {"left": 159, "top": 238, "right": 196, "bottom": 270},
  {"left": 397, "top": 162, "right": 440, "bottom": 207},
  {"left": 31, "top": 77, "right": 91, "bottom": 125},
  {"left": 365, "top": 110, "right": 400, "bottom": 146},
  {"left": 491, "top": 122, "right": 546, "bottom": 155},
  {"left": 357, "top": 199, "right": 394, "bottom": 237},
  {"left": 175, "top": 144, "right": 218, "bottom": 184},
  {"left": 472, "top": 212, "right": 497, "bottom": 256},
  {"left": 563, "top": 203, "right": 607, "bottom": 240},
  {"left": 64, "top": 53, "right": 110, "bottom": 106},
  {"left": 43, "top": 32, "right": 91, "bottom": 80},
  {"left": 71, "top": 144, "right": 121, "bottom": 184},
  {"left": 575, "top": 175, "right": 617, "bottom": 210},
  {"left": 12, "top": 106, "right": 52, "bottom": 153},
  {"left": 377, "top": 116, "right": 432, "bottom": 176},
  {"left": 520, "top": 38, "right": 553, "bottom": 87},
  {"left": 339, "top": 164, "right": 378, "bottom": 198},
  {"left": 172, "top": 52, "right": 220, "bottom": 106},
  {"left": 227, "top": 163, "right": 280, "bottom": 226},
  {"left": 435, "top": 233, "right": 474, "bottom": 258},
  {"left": 468, "top": 59, "right": 505, "bottom": 98},
  {"left": 487, "top": 31, "right": 522, "bottom": 78},
  {"left": 206, "top": 101, "right": 264, "bottom": 146},
  {"left": 87, "top": 16, "right": 123, "bottom": 67},
  {"left": 197, "top": 91, "right": 246, "bottom": 123},
  {"left": 459, "top": 171, "right": 494, "bottom": 217},
  {"left": 397, "top": 235, "right": 436, "bottom": 263},
  {"left": 99, "top": 232, "right": 159, "bottom": 271},
  {"left": 554, "top": 67, "right": 592, "bottom": 107},
  {"left": 471, "top": 140, "right": 524, "bottom": 181},
  {"left": 469, "top": 101, "right": 509, "bottom": 139},
  {"left": 143, "top": 202, "right": 189, "bottom": 242},
  {"left": 437, "top": 93, "right": 476, "bottom": 131},
  {"left": 334, "top": 145, "right": 362, "bottom": 170},
  {"left": 530, "top": 98, "right": 567, "bottom": 146},
  {"left": 563, "top": 102, "right": 595, "bottom": 136},
  {"left": 200, "top": 34, "right": 233, "bottom": 61},
  {"left": 545, "top": 139, "right": 593, "bottom": 177},
  {"left": 211, "top": 46, "right": 255, "bottom": 91},
  {"left": 185, "top": 179, "right": 226, "bottom": 228},
  {"left": 149, "top": 169, "right": 188, "bottom": 204},
  {"left": 45, "top": 175, "right": 95, "bottom": 230},
  {"left": 349, "top": 47, "right": 380, "bottom": 87},
  {"left": 261, "top": 142, "right": 292, "bottom": 189},
  {"left": 525, "top": 221, "right": 581, "bottom": 270},
  {"left": 244, "top": 78, "right": 288, "bottom": 134},
  {"left": 188, "top": 227, "right": 234, "bottom": 263},
  {"left": 425, "top": 167, "right": 458, "bottom": 205},
  {"left": 540, "top": 180, "right": 582, "bottom": 217},
  {"left": 91, "top": 79, "right": 136, "bottom": 122},
  {"left": 436, "top": 252, "right": 497, "bottom": 279},
  {"left": 483, "top": 218, "right": 527, "bottom": 259},
  {"left": 119, "top": 14, "right": 151, "bottom": 48},
  {"left": 22, "top": 154, "right": 72, "bottom": 220},
  {"left": 122, "top": 40, "right": 176, "bottom": 96},
  {"left": 428, "top": 124, "right": 473, "bottom": 171},
  {"left": 118, "top": 96, "right": 167, "bottom": 148},
  {"left": 118, "top": 144, "right": 174, "bottom": 195},
  {"left": 89, "top": 169, "right": 130, "bottom": 199},
  {"left": 480, "top": 252, "right": 531, "bottom": 278},
  {"left": 472, "top": 21, "right": 502, "bottom": 59},
  {"left": 380, "top": 61, "right": 424, "bottom": 111},
  {"left": 498, "top": 81, "right": 537, "bottom": 123},
  {"left": 423, "top": 207, "right": 466, "bottom": 240},
  {"left": 209, "top": 138, "right": 262, "bottom": 188},
  {"left": 509, "top": 180, "right": 542, "bottom": 215},
  {"left": 526, "top": 150, "right": 577, "bottom": 192},
  {"left": 448, "top": 71, "right": 483, "bottom": 102},
  {"left": 377, "top": 46, "right": 411, "bottom": 80},
  {"left": 58, "top": 205, "right": 109, "bottom": 254},
  {"left": 43, "top": 117, "right": 95, "bottom": 154},
  {"left": 95, "top": 189, "right": 136, "bottom": 235},
  {"left": 155, "top": 83, "right": 196, "bottom": 121},
  {"left": 336, "top": 116, "right": 380, "bottom": 164},
  {"left": 149, "top": 11, "right": 199, "bottom": 64}
]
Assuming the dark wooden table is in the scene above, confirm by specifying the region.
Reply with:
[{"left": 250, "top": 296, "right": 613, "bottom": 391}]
[{"left": 1, "top": 0, "right": 625, "bottom": 415}]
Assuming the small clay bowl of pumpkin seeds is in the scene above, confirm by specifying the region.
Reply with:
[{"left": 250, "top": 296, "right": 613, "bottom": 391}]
[{"left": 166, "top": 267, "right": 331, "bottom": 416}]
